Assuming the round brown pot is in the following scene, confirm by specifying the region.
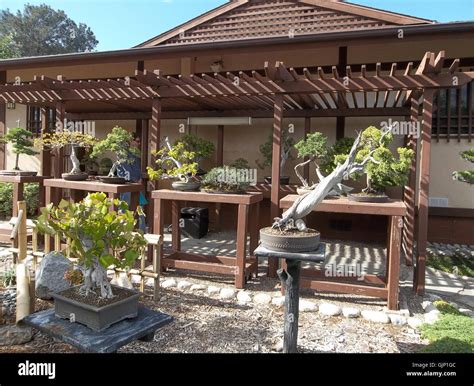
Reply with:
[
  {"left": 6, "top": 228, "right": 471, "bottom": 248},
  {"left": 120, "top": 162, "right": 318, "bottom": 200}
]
[{"left": 259, "top": 227, "right": 320, "bottom": 253}]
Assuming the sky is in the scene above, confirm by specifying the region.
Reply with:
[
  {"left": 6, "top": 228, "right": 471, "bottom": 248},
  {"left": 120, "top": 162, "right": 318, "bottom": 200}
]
[{"left": 0, "top": 0, "right": 473, "bottom": 51}]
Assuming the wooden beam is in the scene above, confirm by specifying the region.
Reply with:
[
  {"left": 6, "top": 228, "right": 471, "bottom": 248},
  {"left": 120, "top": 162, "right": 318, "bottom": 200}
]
[
  {"left": 415, "top": 89, "right": 435, "bottom": 295},
  {"left": 216, "top": 125, "right": 224, "bottom": 166},
  {"left": 150, "top": 99, "right": 161, "bottom": 162},
  {"left": 402, "top": 97, "right": 419, "bottom": 266},
  {"left": 269, "top": 94, "right": 284, "bottom": 278}
]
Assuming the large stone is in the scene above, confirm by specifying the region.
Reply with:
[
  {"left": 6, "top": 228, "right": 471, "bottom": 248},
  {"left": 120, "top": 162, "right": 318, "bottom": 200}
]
[
  {"left": 35, "top": 251, "right": 72, "bottom": 300},
  {"left": 0, "top": 325, "right": 33, "bottom": 346},
  {"left": 318, "top": 303, "right": 341, "bottom": 316},
  {"left": 271, "top": 296, "right": 285, "bottom": 308},
  {"left": 254, "top": 293, "right": 272, "bottom": 305},
  {"left": 220, "top": 288, "right": 236, "bottom": 300},
  {"left": 388, "top": 314, "right": 407, "bottom": 326},
  {"left": 110, "top": 272, "right": 133, "bottom": 289},
  {"left": 190, "top": 284, "right": 206, "bottom": 292},
  {"left": 424, "top": 310, "right": 440, "bottom": 324},
  {"left": 177, "top": 281, "right": 192, "bottom": 291},
  {"left": 236, "top": 291, "right": 252, "bottom": 304},
  {"left": 300, "top": 300, "right": 318, "bottom": 312},
  {"left": 342, "top": 307, "right": 361, "bottom": 318},
  {"left": 161, "top": 279, "right": 177, "bottom": 289},
  {"left": 407, "top": 317, "right": 423, "bottom": 329},
  {"left": 361, "top": 310, "right": 390, "bottom": 324},
  {"left": 207, "top": 286, "right": 220, "bottom": 295}
]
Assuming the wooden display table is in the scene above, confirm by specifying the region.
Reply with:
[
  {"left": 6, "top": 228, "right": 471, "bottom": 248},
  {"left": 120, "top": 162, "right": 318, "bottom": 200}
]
[
  {"left": 44, "top": 178, "right": 144, "bottom": 211},
  {"left": 152, "top": 189, "right": 263, "bottom": 288},
  {"left": 0, "top": 175, "right": 51, "bottom": 216},
  {"left": 280, "top": 195, "right": 407, "bottom": 310}
]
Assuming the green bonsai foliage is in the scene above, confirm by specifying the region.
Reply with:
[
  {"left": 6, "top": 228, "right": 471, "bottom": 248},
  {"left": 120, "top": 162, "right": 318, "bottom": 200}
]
[
  {"left": 180, "top": 133, "right": 215, "bottom": 162},
  {"left": 35, "top": 192, "right": 146, "bottom": 299},
  {"left": 35, "top": 130, "right": 97, "bottom": 174},
  {"left": 320, "top": 137, "right": 355, "bottom": 175},
  {"left": 229, "top": 157, "right": 251, "bottom": 169},
  {"left": 257, "top": 129, "right": 295, "bottom": 171},
  {"left": 90, "top": 126, "right": 139, "bottom": 177},
  {"left": 148, "top": 137, "right": 198, "bottom": 183},
  {"left": 201, "top": 166, "right": 252, "bottom": 193},
  {"left": 294, "top": 132, "right": 328, "bottom": 187},
  {"left": 0, "top": 127, "right": 39, "bottom": 170},
  {"left": 355, "top": 126, "right": 414, "bottom": 194},
  {"left": 453, "top": 148, "right": 474, "bottom": 184}
]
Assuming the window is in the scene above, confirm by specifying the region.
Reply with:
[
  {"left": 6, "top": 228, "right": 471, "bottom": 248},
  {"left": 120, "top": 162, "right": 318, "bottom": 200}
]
[
  {"left": 433, "top": 81, "right": 473, "bottom": 141},
  {"left": 26, "top": 106, "right": 56, "bottom": 136}
]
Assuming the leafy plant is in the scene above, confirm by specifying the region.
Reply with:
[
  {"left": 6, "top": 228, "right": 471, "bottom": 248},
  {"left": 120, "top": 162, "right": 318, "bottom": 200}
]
[
  {"left": 452, "top": 148, "right": 474, "bottom": 184},
  {"left": 90, "top": 127, "right": 139, "bottom": 177},
  {"left": 35, "top": 192, "right": 146, "bottom": 299},
  {"left": 0, "top": 127, "right": 39, "bottom": 170},
  {"left": 0, "top": 268, "right": 16, "bottom": 287},
  {"left": 257, "top": 129, "right": 295, "bottom": 171},
  {"left": 147, "top": 137, "right": 200, "bottom": 183},
  {"left": 229, "top": 158, "right": 251, "bottom": 169},
  {"left": 35, "top": 130, "right": 97, "bottom": 175},
  {"left": 0, "top": 183, "right": 39, "bottom": 219},
  {"left": 201, "top": 166, "right": 252, "bottom": 193},
  {"left": 293, "top": 132, "right": 328, "bottom": 188},
  {"left": 355, "top": 126, "right": 414, "bottom": 194},
  {"left": 320, "top": 137, "right": 355, "bottom": 175},
  {"left": 180, "top": 133, "right": 215, "bottom": 163}
]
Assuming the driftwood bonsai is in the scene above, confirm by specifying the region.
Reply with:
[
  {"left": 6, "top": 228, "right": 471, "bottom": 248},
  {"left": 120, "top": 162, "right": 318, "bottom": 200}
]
[{"left": 35, "top": 192, "right": 146, "bottom": 299}]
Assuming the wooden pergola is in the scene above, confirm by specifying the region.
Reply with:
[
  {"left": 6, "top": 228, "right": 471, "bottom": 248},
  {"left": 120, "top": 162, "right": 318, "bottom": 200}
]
[{"left": 1, "top": 50, "right": 472, "bottom": 294}]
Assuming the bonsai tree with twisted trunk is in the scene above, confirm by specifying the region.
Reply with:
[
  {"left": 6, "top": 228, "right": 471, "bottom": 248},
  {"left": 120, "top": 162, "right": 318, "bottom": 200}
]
[
  {"left": 453, "top": 148, "right": 474, "bottom": 184},
  {"left": 35, "top": 192, "right": 146, "bottom": 299},
  {"left": 257, "top": 129, "right": 295, "bottom": 182},
  {"left": 34, "top": 130, "right": 97, "bottom": 177},
  {"left": 90, "top": 126, "right": 139, "bottom": 177},
  {"left": 0, "top": 127, "right": 39, "bottom": 171},
  {"left": 294, "top": 132, "right": 328, "bottom": 189}
]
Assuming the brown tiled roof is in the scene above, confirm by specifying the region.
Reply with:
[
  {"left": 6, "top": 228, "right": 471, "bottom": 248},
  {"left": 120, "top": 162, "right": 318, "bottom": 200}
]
[{"left": 137, "top": 0, "right": 433, "bottom": 47}]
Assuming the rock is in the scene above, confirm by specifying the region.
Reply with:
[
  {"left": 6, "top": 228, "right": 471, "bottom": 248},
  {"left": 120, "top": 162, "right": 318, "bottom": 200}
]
[
  {"left": 177, "top": 281, "right": 192, "bottom": 291},
  {"left": 424, "top": 310, "right": 440, "bottom": 324},
  {"left": 407, "top": 317, "right": 423, "bottom": 329},
  {"left": 458, "top": 308, "right": 474, "bottom": 317},
  {"left": 0, "top": 325, "right": 33, "bottom": 346},
  {"left": 300, "top": 299, "right": 318, "bottom": 312},
  {"left": 236, "top": 291, "right": 252, "bottom": 304},
  {"left": 207, "top": 286, "right": 220, "bottom": 295},
  {"left": 110, "top": 273, "right": 133, "bottom": 289},
  {"left": 342, "top": 307, "right": 361, "bottom": 318},
  {"left": 271, "top": 296, "right": 285, "bottom": 308},
  {"left": 319, "top": 303, "right": 341, "bottom": 316},
  {"left": 130, "top": 275, "right": 142, "bottom": 285},
  {"left": 190, "top": 284, "right": 206, "bottom": 291},
  {"left": 161, "top": 278, "right": 177, "bottom": 289},
  {"left": 145, "top": 278, "right": 155, "bottom": 287},
  {"left": 449, "top": 302, "right": 460, "bottom": 309},
  {"left": 361, "top": 310, "right": 390, "bottom": 324},
  {"left": 220, "top": 288, "right": 236, "bottom": 300},
  {"left": 35, "top": 251, "right": 72, "bottom": 300},
  {"left": 388, "top": 314, "right": 407, "bottom": 326},
  {"left": 254, "top": 293, "right": 272, "bottom": 305}
]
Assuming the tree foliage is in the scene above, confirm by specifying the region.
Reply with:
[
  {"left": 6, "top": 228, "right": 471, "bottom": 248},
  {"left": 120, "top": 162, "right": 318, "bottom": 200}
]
[
  {"left": 179, "top": 133, "right": 215, "bottom": 162},
  {"left": 91, "top": 126, "right": 139, "bottom": 166},
  {"left": 257, "top": 129, "right": 295, "bottom": 170},
  {"left": 35, "top": 192, "right": 146, "bottom": 271},
  {"left": 320, "top": 137, "right": 355, "bottom": 175},
  {"left": 0, "top": 34, "right": 18, "bottom": 59},
  {"left": 0, "top": 127, "right": 38, "bottom": 170},
  {"left": 34, "top": 130, "right": 97, "bottom": 151},
  {"left": 453, "top": 148, "right": 474, "bottom": 185},
  {"left": 0, "top": 4, "right": 98, "bottom": 57},
  {"left": 294, "top": 132, "right": 328, "bottom": 160}
]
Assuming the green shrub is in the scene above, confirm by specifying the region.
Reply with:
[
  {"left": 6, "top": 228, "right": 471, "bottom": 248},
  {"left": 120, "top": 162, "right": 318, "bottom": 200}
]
[
  {"left": 427, "top": 251, "right": 474, "bottom": 277},
  {"left": 0, "top": 182, "right": 39, "bottom": 218},
  {"left": 201, "top": 166, "right": 251, "bottom": 193}
]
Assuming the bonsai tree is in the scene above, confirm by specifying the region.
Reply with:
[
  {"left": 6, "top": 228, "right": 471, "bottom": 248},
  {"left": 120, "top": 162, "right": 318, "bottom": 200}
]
[
  {"left": 201, "top": 165, "right": 253, "bottom": 193},
  {"left": 453, "top": 148, "right": 474, "bottom": 184},
  {"left": 35, "top": 130, "right": 97, "bottom": 176},
  {"left": 0, "top": 127, "right": 39, "bottom": 170},
  {"left": 293, "top": 132, "right": 328, "bottom": 189},
  {"left": 320, "top": 137, "right": 356, "bottom": 175},
  {"left": 355, "top": 126, "right": 415, "bottom": 195},
  {"left": 90, "top": 126, "right": 139, "bottom": 177},
  {"left": 229, "top": 157, "right": 251, "bottom": 169},
  {"left": 180, "top": 133, "right": 215, "bottom": 164},
  {"left": 257, "top": 129, "right": 295, "bottom": 172},
  {"left": 147, "top": 136, "right": 198, "bottom": 183},
  {"left": 35, "top": 192, "right": 146, "bottom": 299}
]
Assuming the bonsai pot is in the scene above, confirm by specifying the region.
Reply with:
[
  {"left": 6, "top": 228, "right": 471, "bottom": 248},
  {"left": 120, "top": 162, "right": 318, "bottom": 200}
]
[
  {"left": 259, "top": 227, "right": 320, "bottom": 253},
  {"left": 172, "top": 181, "right": 201, "bottom": 191},
  {"left": 0, "top": 170, "right": 37, "bottom": 177},
  {"left": 201, "top": 188, "right": 246, "bottom": 195},
  {"left": 100, "top": 176, "right": 127, "bottom": 184},
  {"left": 264, "top": 176, "right": 290, "bottom": 185},
  {"left": 348, "top": 192, "right": 389, "bottom": 203},
  {"left": 51, "top": 285, "right": 141, "bottom": 332},
  {"left": 62, "top": 172, "right": 88, "bottom": 181}
]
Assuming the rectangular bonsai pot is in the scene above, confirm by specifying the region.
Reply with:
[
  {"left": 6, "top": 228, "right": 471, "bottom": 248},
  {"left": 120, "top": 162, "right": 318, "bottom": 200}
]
[{"left": 52, "top": 285, "right": 141, "bottom": 332}]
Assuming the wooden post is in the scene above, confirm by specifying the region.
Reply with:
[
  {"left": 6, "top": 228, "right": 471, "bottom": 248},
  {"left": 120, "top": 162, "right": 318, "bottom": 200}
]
[
  {"left": 336, "top": 117, "right": 345, "bottom": 140},
  {"left": 139, "top": 119, "right": 148, "bottom": 176},
  {"left": 150, "top": 99, "right": 161, "bottom": 162},
  {"left": 415, "top": 89, "right": 435, "bottom": 295},
  {"left": 402, "top": 97, "right": 420, "bottom": 266},
  {"left": 17, "top": 201, "right": 27, "bottom": 262},
  {"left": 54, "top": 102, "right": 65, "bottom": 178},
  {"left": 235, "top": 203, "right": 249, "bottom": 288},
  {"left": 387, "top": 216, "right": 402, "bottom": 310},
  {"left": 40, "top": 107, "right": 51, "bottom": 177},
  {"left": 277, "top": 259, "right": 301, "bottom": 353},
  {"left": 269, "top": 95, "right": 283, "bottom": 278},
  {"left": 12, "top": 182, "right": 24, "bottom": 217},
  {"left": 303, "top": 117, "right": 311, "bottom": 182},
  {"left": 216, "top": 125, "right": 224, "bottom": 166},
  {"left": 0, "top": 70, "right": 6, "bottom": 170}
]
